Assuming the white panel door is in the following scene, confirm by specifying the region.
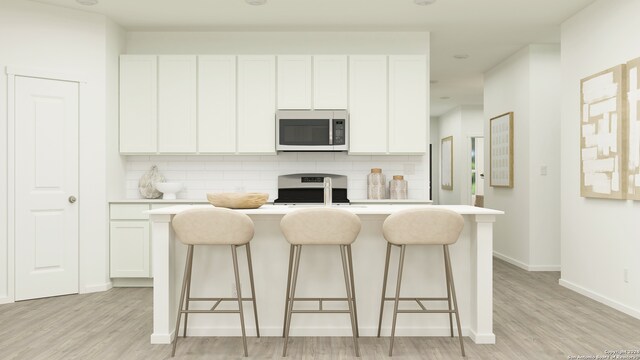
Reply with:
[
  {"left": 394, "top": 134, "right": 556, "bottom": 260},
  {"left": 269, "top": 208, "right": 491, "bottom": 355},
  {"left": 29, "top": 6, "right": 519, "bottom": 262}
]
[
  {"left": 237, "top": 55, "right": 276, "bottom": 154},
  {"left": 158, "top": 56, "right": 197, "bottom": 153},
  {"left": 277, "top": 55, "right": 311, "bottom": 109},
  {"left": 349, "top": 55, "right": 388, "bottom": 153},
  {"left": 388, "top": 55, "right": 428, "bottom": 153},
  {"left": 313, "top": 55, "right": 348, "bottom": 110},
  {"left": 198, "top": 56, "right": 237, "bottom": 153},
  {"left": 119, "top": 55, "right": 157, "bottom": 153},
  {"left": 14, "top": 76, "right": 79, "bottom": 301}
]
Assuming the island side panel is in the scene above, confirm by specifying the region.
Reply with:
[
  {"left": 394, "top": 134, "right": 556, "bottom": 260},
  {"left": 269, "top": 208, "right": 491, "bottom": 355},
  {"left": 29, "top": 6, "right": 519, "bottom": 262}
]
[
  {"left": 150, "top": 213, "right": 175, "bottom": 344},
  {"left": 469, "top": 214, "right": 497, "bottom": 344}
]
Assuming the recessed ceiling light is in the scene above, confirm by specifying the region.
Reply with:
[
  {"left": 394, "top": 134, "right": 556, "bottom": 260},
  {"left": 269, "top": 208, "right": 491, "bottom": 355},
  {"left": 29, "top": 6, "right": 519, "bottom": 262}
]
[
  {"left": 76, "top": 0, "right": 98, "bottom": 5},
  {"left": 414, "top": 0, "right": 436, "bottom": 5},
  {"left": 246, "top": 0, "right": 267, "bottom": 5},
  {"left": 453, "top": 54, "right": 470, "bottom": 60},
  {"left": 440, "top": 96, "right": 451, "bottom": 100}
]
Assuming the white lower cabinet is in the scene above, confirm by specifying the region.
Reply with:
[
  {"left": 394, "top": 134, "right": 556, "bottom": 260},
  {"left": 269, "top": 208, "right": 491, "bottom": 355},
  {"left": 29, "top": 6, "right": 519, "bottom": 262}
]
[
  {"left": 110, "top": 204, "right": 151, "bottom": 279},
  {"left": 110, "top": 220, "right": 150, "bottom": 278}
]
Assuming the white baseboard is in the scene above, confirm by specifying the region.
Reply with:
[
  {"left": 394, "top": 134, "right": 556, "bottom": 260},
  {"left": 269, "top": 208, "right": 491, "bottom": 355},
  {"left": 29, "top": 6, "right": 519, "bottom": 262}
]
[
  {"left": 559, "top": 279, "right": 640, "bottom": 320},
  {"left": 112, "top": 278, "right": 153, "bottom": 287},
  {"left": 0, "top": 296, "right": 14, "bottom": 305},
  {"left": 81, "top": 282, "right": 112, "bottom": 294},
  {"left": 177, "top": 326, "right": 470, "bottom": 338},
  {"left": 493, "top": 251, "right": 560, "bottom": 272},
  {"left": 467, "top": 329, "right": 496, "bottom": 344}
]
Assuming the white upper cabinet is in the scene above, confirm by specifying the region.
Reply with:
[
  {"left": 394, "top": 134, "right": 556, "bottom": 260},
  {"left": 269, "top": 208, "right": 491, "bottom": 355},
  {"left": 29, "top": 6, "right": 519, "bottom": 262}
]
[
  {"left": 348, "top": 55, "right": 388, "bottom": 154},
  {"left": 158, "top": 56, "right": 197, "bottom": 153},
  {"left": 277, "top": 55, "right": 311, "bottom": 110},
  {"left": 119, "top": 55, "right": 157, "bottom": 153},
  {"left": 388, "top": 55, "right": 428, "bottom": 153},
  {"left": 198, "top": 56, "right": 236, "bottom": 153},
  {"left": 237, "top": 55, "right": 276, "bottom": 154},
  {"left": 313, "top": 55, "right": 348, "bottom": 110}
]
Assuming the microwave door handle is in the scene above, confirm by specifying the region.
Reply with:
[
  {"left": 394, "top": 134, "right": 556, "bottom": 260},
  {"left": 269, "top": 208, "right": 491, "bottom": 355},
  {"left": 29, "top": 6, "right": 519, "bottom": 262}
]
[{"left": 329, "top": 117, "right": 333, "bottom": 145}]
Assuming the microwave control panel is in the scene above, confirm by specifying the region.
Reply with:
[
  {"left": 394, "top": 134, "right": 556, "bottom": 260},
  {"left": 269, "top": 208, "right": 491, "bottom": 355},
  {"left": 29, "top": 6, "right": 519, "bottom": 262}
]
[{"left": 333, "top": 120, "right": 346, "bottom": 145}]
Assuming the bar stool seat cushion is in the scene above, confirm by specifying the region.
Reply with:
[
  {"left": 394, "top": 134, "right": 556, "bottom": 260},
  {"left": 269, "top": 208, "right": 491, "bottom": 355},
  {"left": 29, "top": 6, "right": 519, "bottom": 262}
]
[
  {"left": 172, "top": 207, "right": 255, "bottom": 245},
  {"left": 280, "top": 208, "right": 361, "bottom": 245},
  {"left": 382, "top": 208, "right": 464, "bottom": 245}
]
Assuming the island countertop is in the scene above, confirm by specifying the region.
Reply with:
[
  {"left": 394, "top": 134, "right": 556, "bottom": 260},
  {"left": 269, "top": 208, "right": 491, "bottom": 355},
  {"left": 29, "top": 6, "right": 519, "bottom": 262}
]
[{"left": 145, "top": 204, "right": 504, "bottom": 216}]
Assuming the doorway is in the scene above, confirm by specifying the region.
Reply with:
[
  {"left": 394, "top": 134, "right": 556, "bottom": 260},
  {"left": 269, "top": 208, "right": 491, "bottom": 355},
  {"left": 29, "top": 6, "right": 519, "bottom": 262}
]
[
  {"left": 471, "top": 137, "right": 485, "bottom": 206},
  {"left": 11, "top": 75, "right": 80, "bottom": 301}
]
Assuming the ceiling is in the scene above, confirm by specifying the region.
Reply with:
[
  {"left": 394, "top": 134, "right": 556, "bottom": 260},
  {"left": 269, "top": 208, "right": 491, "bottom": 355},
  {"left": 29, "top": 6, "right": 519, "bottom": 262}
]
[{"left": 32, "top": 0, "right": 596, "bottom": 117}]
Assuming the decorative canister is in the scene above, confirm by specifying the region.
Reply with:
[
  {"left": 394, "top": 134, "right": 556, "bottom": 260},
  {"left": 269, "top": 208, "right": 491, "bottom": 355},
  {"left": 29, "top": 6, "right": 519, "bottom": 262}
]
[
  {"left": 367, "top": 168, "right": 387, "bottom": 199},
  {"left": 389, "top": 175, "right": 408, "bottom": 200}
]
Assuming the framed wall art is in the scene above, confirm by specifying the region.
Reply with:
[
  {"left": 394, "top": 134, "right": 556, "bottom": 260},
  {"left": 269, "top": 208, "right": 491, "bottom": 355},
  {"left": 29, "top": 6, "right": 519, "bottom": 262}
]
[
  {"left": 580, "top": 65, "right": 626, "bottom": 199},
  {"left": 490, "top": 112, "right": 514, "bottom": 188},
  {"left": 441, "top": 136, "right": 453, "bottom": 190},
  {"left": 626, "top": 57, "right": 640, "bottom": 200}
]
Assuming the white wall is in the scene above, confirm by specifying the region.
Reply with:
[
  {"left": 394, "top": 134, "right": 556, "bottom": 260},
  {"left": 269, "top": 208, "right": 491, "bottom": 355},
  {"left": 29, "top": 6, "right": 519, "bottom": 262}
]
[
  {"left": 436, "top": 106, "right": 484, "bottom": 205},
  {"left": 560, "top": 0, "right": 640, "bottom": 319},
  {"left": 122, "top": 31, "right": 432, "bottom": 201},
  {"left": 0, "top": 0, "right": 113, "bottom": 301},
  {"left": 430, "top": 117, "right": 440, "bottom": 204},
  {"left": 484, "top": 44, "right": 561, "bottom": 271}
]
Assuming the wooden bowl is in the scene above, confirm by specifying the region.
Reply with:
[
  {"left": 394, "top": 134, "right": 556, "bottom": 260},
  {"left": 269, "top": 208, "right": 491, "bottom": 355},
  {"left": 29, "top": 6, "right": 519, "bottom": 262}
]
[{"left": 206, "top": 192, "right": 269, "bottom": 209}]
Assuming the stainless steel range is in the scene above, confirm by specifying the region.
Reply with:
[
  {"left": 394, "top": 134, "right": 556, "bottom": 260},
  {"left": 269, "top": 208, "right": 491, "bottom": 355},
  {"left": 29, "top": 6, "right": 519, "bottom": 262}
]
[{"left": 273, "top": 173, "right": 349, "bottom": 205}]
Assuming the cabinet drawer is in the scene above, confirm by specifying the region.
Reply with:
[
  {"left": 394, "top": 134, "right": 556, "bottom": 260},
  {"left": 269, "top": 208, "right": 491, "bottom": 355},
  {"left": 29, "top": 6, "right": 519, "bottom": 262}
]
[{"left": 110, "top": 204, "right": 150, "bottom": 220}]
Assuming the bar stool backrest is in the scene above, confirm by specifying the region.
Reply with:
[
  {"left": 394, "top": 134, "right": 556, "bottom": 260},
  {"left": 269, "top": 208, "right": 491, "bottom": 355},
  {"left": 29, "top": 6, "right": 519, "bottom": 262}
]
[
  {"left": 280, "top": 208, "right": 361, "bottom": 245},
  {"left": 382, "top": 208, "right": 464, "bottom": 245},
  {"left": 172, "top": 208, "right": 255, "bottom": 245}
]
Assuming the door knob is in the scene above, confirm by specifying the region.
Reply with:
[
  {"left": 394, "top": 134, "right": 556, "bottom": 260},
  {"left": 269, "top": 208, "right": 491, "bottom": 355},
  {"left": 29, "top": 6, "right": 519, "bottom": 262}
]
[{"left": 68, "top": 196, "right": 77, "bottom": 204}]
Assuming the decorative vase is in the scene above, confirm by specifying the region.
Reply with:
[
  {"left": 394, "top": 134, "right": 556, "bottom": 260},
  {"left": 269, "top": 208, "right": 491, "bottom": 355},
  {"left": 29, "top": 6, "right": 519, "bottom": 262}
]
[
  {"left": 389, "top": 175, "right": 408, "bottom": 200},
  {"left": 138, "top": 165, "right": 165, "bottom": 199},
  {"left": 367, "top": 168, "right": 387, "bottom": 199}
]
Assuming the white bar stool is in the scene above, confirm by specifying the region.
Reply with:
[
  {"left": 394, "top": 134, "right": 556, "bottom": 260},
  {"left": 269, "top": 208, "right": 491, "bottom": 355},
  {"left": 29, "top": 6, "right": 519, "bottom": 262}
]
[
  {"left": 377, "top": 208, "right": 466, "bottom": 357},
  {"left": 280, "top": 208, "right": 362, "bottom": 357},
  {"left": 170, "top": 208, "right": 260, "bottom": 357}
]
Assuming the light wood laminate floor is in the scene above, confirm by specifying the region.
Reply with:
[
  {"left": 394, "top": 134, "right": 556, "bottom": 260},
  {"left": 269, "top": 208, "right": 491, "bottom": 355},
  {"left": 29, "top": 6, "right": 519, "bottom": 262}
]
[{"left": 1, "top": 259, "right": 639, "bottom": 359}]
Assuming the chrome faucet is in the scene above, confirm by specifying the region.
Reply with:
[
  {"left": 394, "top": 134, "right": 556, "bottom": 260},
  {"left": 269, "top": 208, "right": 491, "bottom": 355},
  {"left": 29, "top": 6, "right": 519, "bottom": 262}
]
[{"left": 323, "top": 177, "right": 332, "bottom": 207}]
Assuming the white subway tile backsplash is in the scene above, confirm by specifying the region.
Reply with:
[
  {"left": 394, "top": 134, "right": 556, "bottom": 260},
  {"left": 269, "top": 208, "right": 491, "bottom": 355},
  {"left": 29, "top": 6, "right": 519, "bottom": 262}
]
[{"left": 124, "top": 153, "right": 429, "bottom": 201}]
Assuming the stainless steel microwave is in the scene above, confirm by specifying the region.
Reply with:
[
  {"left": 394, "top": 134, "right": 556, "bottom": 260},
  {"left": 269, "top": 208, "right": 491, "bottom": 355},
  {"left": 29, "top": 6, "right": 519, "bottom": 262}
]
[{"left": 276, "top": 110, "right": 349, "bottom": 151}]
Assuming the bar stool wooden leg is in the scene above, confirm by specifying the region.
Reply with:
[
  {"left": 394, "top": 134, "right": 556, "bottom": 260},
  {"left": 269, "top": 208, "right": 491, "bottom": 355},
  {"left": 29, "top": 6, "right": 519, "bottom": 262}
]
[
  {"left": 231, "top": 245, "right": 248, "bottom": 357},
  {"left": 283, "top": 245, "right": 302, "bottom": 357},
  {"left": 172, "top": 244, "right": 194, "bottom": 357},
  {"left": 282, "top": 244, "right": 295, "bottom": 338},
  {"left": 444, "top": 245, "right": 465, "bottom": 357},
  {"left": 443, "top": 247, "right": 454, "bottom": 337},
  {"left": 377, "top": 242, "right": 392, "bottom": 337},
  {"left": 341, "top": 245, "right": 360, "bottom": 357},
  {"left": 245, "top": 243, "right": 260, "bottom": 338},
  {"left": 346, "top": 245, "right": 360, "bottom": 338},
  {"left": 389, "top": 244, "right": 406, "bottom": 357}
]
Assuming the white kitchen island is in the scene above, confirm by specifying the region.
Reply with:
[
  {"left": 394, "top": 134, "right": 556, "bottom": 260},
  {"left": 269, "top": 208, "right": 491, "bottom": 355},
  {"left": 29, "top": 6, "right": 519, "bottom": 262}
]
[{"left": 146, "top": 204, "right": 503, "bottom": 345}]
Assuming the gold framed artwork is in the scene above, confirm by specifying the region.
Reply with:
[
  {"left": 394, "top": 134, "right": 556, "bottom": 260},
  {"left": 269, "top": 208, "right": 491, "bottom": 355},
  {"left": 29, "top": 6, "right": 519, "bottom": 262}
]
[
  {"left": 441, "top": 136, "right": 453, "bottom": 190},
  {"left": 626, "top": 57, "right": 640, "bottom": 200},
  {"left": 580, "top": 65, "right": 626, "bottom": 199},
  {"left": 490, "top": 112, "right": 514, "bottom": 188}
]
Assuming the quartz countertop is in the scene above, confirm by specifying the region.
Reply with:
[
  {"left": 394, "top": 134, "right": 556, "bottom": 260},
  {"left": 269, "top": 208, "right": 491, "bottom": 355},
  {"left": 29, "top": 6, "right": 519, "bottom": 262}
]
[{"left": 145, "top": 204, "right": 503, "bottom": 216}]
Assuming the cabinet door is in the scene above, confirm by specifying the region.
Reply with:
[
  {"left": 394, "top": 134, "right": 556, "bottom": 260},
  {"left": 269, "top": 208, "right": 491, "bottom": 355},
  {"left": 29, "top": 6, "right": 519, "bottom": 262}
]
[
  {"left": 158, "top": 55, "right": 197, "bottom": 153},
  {"left": 110, "top": 221, "right": 150, "bottom": 278},
  {"left": 349, "top": 56, "right": 388, "bottom": 154},
  {"left": 313, "top": 55, "right": 348, "bottom": 110},
  {"left": 119, "top": 55, "right": 158, "bottom": 153},
  {"left": 388, "top": 55, "right": 428, "bottom": 154},
  {"left": 237, "top": 55, "right": 276, "bottom": 154},
  {"left": 198, "top": 56, "right": 237, "bottom": 153},
  {"left": 277, "top": 55, "right": 311, "bottom": 110}
]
